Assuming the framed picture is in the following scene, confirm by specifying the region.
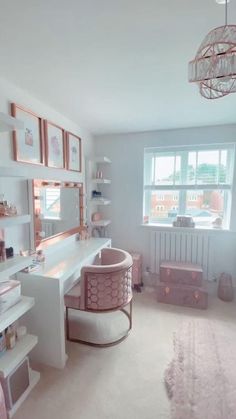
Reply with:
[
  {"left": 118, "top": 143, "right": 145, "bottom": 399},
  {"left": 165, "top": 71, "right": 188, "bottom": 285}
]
[
  {"left": 11, "top": 103, "right": 44, "bottom": 165},
  {"left": 66, "top": 132, "right": 82, "bottom": 172},
  {"left": 44, "top": 120, "right": 65, "bottom": 169}
]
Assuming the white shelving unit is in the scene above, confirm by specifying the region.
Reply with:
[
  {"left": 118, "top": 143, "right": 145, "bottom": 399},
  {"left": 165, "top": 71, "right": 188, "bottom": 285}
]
[
  {"left": 87, "top": 157, "right": 111, "bottom": 237},
  {"left": 0, "top": 255, "right": 33, "bottom": 281},
  {"left": 90, "top": 198, "right": 111, "bottom": 206},
  {"left": 92, "top": 178, "right": 111, "bottom": 184},
  {"left": 8, "top": 369, "right": 40, "bottom": 418},
  {"left": 93, "top": 157, "right": 111, "bottom": 164},
  {"left": 0, "top": 113, "right": 24, "bottom": 133},
  {"left": 0, "top": 296, "right": 34, "bottom": 332},
  {"left": 0, "top": 291, "right": 39, "bottom": 416},
  {"left": 0, "top": 215, "right": 31, "bottom": 228},
  {"left": 91, "top": 220, "right": 111, "bottom": 227},
  {"left": 0, "top": 167, "right": 28, "bottom": 179},
  {"left": 0, "top": 334, "right": 38, "bottom": 378}
]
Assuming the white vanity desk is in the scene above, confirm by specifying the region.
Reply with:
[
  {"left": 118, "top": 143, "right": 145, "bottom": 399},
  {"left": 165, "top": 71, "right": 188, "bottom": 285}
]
[{"left": 17, "top": 237, "right": 111, "bottom": 369}]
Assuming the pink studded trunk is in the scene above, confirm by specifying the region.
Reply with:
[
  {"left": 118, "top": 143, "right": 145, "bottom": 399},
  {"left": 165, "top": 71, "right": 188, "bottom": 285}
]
[
  {"left": 157, "top": 281, "right": 208, "bottom": 309},
  {"left": 160, "top": 261, "right": 203, "bottom": 286}
]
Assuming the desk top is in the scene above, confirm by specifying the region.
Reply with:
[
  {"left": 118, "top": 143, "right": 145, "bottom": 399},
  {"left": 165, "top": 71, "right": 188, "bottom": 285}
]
[{"left": 25, "top": 238, "right": 111, "bottom": 281}]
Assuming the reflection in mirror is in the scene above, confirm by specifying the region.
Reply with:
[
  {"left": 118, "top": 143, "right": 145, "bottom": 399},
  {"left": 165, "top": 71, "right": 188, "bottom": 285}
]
[{"left": 31, "top": 180, "right": 84, "bottom": 248}]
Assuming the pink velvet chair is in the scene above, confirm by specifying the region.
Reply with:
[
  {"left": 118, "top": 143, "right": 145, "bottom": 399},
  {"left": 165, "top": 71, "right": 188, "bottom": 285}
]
[{"left": 64, "top": 247, "right": 133, "bottom": 347}]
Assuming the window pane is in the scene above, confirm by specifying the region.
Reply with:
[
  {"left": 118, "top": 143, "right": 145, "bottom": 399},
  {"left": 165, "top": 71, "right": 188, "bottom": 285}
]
[
  {"left": 187, "top": 151, "right": 197, "bottom": 184},
  {"left": 154, "top": 155, "right": 175, "bottom": 185},
  {"left": 219, "top": 150, "right": 227, "bottom": 183},
  {"left": 145, "top": 190, "right": 179, "bottom": 224},
  {"left": 175, "top": 156, "right": 181, "bottom": 185},
  {"left": 196, "top": 150, "right": 219, "bottom": 184},
  {"left": 41, "top": 188, "right": 61, "bottom": 219},
  {"left": 186, "top": 190, "right": 226, "bottom": 227}
]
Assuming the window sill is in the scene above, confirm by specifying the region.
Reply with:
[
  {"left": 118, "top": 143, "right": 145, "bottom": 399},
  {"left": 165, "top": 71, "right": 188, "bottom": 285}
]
[
  {"left": 42, "top": 217, "right": 62, "bottom": 221},
  {"left": 140, "top": 223, "right": 233, "bottom": 233}
]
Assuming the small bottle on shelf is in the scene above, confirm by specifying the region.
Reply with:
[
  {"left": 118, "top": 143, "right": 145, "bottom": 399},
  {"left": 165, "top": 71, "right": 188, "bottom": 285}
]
[{"left": 5, "top": 326, "right": 16, "bottom": 350}]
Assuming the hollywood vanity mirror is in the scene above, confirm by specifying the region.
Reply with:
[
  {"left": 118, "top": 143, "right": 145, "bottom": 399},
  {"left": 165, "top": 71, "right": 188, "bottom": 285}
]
[{"left": 29, "top": 179, "right": 84, "bottom": 249}]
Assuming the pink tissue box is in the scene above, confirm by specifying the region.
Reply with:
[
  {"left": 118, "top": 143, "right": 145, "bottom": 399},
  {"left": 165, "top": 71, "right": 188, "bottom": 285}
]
[
  {"left": 160, "top": 261, "right": 203, "bottom": 286},
  {"left": 157, "top": 281, "right": 208, "bottom": 309}
]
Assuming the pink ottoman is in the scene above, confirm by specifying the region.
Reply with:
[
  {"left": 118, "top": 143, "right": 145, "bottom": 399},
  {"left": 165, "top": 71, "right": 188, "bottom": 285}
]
[
  {"left": 218, "top": 273, "right": 234, "bottom": 302},
  {"left": 129, "top": 252, "right": 142, "bottom": 292},
  {"left": 160, "top": 261, "right": 203, "bottom": 286},
  {"left": 157, "top": 281, "right": 208, "bottom": 309}
]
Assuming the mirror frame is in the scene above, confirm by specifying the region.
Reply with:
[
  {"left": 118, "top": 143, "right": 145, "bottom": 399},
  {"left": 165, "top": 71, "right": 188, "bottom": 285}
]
[{"left": 31, "top": 179, "right": 84, "bottom": 249}]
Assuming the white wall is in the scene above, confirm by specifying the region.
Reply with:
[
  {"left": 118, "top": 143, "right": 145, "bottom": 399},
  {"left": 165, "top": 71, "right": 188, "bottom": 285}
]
[
  {"left": 0, "top": 76, "right": 94, "bottom": 252},
  {"left": 95, "top": 124, "right": 236, "bottom": 281}
]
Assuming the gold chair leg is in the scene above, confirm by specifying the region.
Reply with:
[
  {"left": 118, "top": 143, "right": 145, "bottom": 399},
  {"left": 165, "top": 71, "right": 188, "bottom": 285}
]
[
  {"left": 65, "top": 299, "right": 133, "bottom": 347},
  {"left": 66, "top": 307, "right": 70, "bottom": 340}
]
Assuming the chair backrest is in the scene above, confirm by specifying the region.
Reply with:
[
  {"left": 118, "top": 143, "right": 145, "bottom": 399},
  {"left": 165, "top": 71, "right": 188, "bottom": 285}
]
[{"left": 80, "top": 248, "right": 133, "bottom": 311}]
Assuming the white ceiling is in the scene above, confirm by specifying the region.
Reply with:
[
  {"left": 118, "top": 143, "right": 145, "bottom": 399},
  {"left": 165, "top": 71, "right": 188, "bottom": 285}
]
[{"left": 0, "top": 0, "right": 235, "bottom": 135}]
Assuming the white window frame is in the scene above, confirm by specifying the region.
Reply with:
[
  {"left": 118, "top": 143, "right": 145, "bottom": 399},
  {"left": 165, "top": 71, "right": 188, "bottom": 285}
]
[
  {"left": 41, "top": 188, "right": 61, "bottom": 220},
  {"left": 143, "top": 143, "right": 235, "bottom": 229}
]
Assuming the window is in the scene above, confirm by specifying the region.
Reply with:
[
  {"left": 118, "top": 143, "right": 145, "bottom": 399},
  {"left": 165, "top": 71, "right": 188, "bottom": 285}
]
[
  {"left": 41, "top": 188, "right": 61, "bottom": 219},
  {"left": 188, "top": 194, "right": 198, "bottom": 201},
  {"left": 143, "top": 144, "right": 235, "bottom": 228},
  {"left": 156, "top": 193, "right": 165, "bottom": 201}
]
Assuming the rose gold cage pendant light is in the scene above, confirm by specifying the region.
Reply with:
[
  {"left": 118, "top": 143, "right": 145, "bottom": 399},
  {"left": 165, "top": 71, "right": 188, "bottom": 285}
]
[{"left": 188, "top": 1, "right": 236, "bottom": 99}]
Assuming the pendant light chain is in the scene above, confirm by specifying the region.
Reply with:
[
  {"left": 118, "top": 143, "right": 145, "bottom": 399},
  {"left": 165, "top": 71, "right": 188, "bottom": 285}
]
[{"left": 225, "top": 0, "right": 228, "bottom": 26}]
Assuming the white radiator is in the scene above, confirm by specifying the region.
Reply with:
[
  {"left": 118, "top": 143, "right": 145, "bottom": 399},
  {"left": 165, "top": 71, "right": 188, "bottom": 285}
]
[{"left": 150, "top": 230, "right": 212, "bottom": 280}]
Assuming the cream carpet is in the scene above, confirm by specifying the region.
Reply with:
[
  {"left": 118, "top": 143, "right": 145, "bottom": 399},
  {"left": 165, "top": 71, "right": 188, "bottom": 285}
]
[
  {"left": 165, "top": 319, "right": 236, "bottom": 419},
  {"left": 14, "top": 289, "right": 236, "bottom": 419}
]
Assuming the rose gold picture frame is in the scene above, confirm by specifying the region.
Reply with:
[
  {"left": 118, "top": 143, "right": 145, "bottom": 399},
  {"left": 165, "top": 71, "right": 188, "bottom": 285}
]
[
  {"left": 11, "top": 103, "right": 44, "bottom": 165},
  {"left": 44, "top": 120, "right": 66, "bottom": 169},
  {"left": 65, "top": 131, "right": 82, "bottom": 172}
]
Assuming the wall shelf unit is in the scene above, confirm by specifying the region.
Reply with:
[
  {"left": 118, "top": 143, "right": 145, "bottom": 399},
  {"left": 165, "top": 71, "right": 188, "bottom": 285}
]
[
  {"left": 93, "top": 157, "right": 111, "bottom": 164},
  {"left": 90, "top": 198, "right": 111, "bottom": 206},
  {"left": 86, "top": 157, "right": 111, "bottom": 237},
  {"left": 0, "top": 113, "right": 24, "bottom": 133},
  {"left": 0, "top": 214, "right": 31, "bottom": 228},
  {"left": 91, "top": 220, "right": 111, "bottom": 227},
  {"left": 0, "top": 255, "right": 33, "bottom": 281},
  {"left": 92, "top": 178, "right": 111, "bottom": 184}
]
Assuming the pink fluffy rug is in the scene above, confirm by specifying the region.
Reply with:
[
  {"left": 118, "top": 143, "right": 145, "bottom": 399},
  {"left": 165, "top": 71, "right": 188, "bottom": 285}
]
[{"left": 165, "top": 319, "right": 236, "bottom": 419}]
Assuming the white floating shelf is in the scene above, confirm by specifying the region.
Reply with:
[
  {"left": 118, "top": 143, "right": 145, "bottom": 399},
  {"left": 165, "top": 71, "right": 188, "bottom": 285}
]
[
  {"left": 90, "top": 198, "right": 111, "bottom": 206},
  {"left": 0, "top": 296, "right": 34, "bottom": 332},
  {"left": 0, "top": 334, "right": 38, "bottom": 378},
  {"left": 0, "top": 255, "right": 33, "bottom": 281},
  {"left": 0, "top": 166, "right": 28, "bottom": 178},
  {"left": 92, "top": 178, "right": 111, "bottom": 184},
  {"left": 0, "top": 113, "right": 24, "bottom": 133},
  {"left": 8, "top": 369, "right": 40, "bottom": 418},
  {"left": 93, "top": 157, "right": 111, "bottom": 164},
  {"left": 91, "top": 220, "right": 111, "bottom": 227},
  {"left": 0, "top": 214, "right": 31, "bottom": 228}
]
